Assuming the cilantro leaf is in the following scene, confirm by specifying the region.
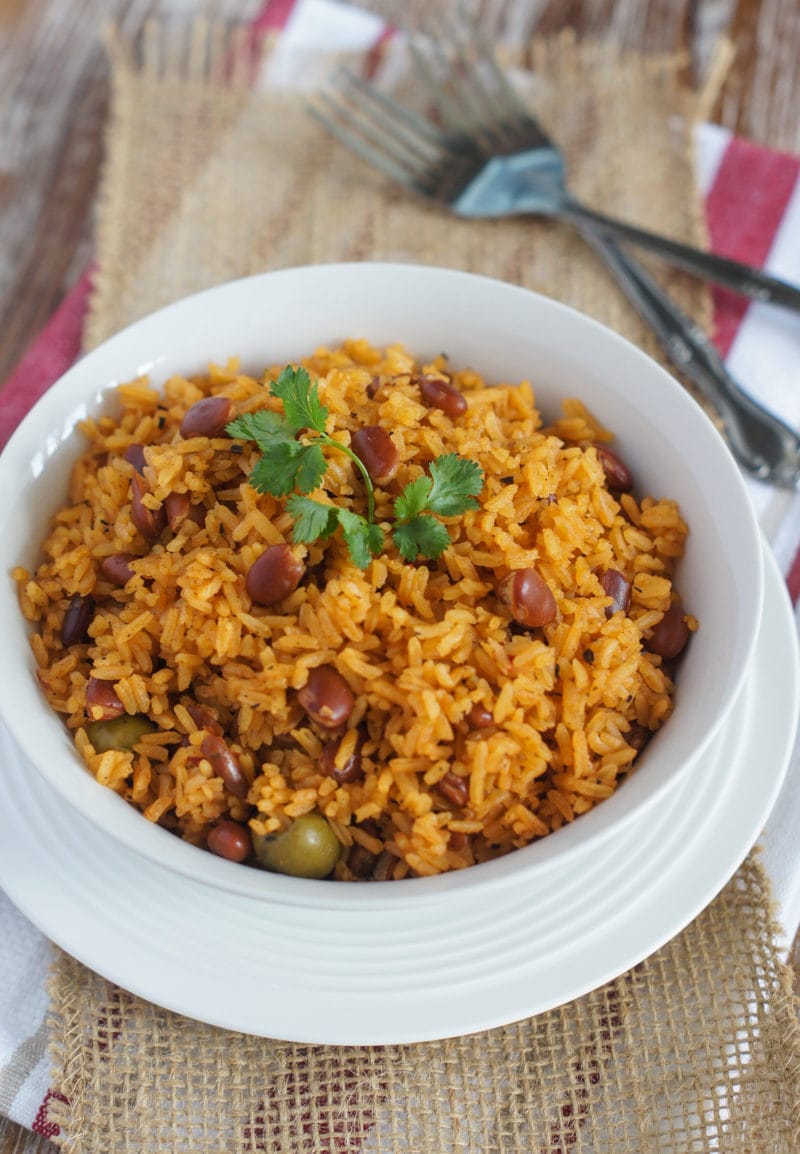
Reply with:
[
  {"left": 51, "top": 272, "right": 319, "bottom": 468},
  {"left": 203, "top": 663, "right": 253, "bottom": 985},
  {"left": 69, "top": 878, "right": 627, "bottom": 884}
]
[
  {"left": 285, "top": 498, "right": 383, "bottom": 570},
  {"left": 249, "top": 441, "right": 327, "bottom": 497},
  {"left": 291, "top": 443, "right": 328, "bottom": 494},
  {"left": 425, "top": 453, "right": 483, "bottom": 516},
  {"left": 286, "top": 495, "right": 339, "bottom": 542},
  {"left": 270, "top": 366, "right": 328, "bottom": 434},
  {"left": 336, "top": 508, "right": 384, "bottom": 569},
  {"left": 393, "top": 475, "right": 432, "bottom": 523},
  {"left": 226, "top": 363, "right": 483, "bottom": 569},
  {"left": 392, "top": 514, "right": 451, "bottom": 562},
  {"left": 226, "top": 410, "right": 291, "bottom": 450}
]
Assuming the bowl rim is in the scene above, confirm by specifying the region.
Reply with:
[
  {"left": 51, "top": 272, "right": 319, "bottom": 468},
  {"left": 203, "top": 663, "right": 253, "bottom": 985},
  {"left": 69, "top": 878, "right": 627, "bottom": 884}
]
[{"left": 0, "top": 261, "right": 765, "bottom": 908}]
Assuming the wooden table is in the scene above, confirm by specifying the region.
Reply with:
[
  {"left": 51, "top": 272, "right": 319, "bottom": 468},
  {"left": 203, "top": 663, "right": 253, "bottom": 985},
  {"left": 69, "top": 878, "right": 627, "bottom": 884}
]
[{"left": 0, "top": 1, "right": 798, "bottom": 1149}]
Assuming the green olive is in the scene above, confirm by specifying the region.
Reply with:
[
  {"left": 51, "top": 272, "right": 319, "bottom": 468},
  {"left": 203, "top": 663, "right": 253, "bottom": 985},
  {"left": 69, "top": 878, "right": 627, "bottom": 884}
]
[
  {"left": 85, "top": 715, "right": 158, "bottom": 753},
  {"left": 252, "top": 813, "right": 341, "bottom": 879}
]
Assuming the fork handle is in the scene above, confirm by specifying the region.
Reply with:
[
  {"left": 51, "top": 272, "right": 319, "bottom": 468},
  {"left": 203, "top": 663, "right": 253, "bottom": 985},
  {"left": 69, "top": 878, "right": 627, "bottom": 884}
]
[
  {"left": 559, "top": 199, "right": 800, "bottom": 313},
  {"left": 576, "top": 228, "right": 800, "bottom": 489}
]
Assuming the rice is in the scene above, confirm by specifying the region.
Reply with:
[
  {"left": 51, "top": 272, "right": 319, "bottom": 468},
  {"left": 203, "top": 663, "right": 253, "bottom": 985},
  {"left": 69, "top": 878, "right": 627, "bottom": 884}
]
[{"left": 14, "top": 340, "right": 695, "bottom": 880}]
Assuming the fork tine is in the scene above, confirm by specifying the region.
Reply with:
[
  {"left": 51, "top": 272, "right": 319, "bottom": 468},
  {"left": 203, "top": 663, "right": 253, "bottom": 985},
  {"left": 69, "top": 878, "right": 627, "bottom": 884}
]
[
  {"left": 311, "top": 66, "right": 471, "bottom": 199},
  {"left": 341, "top": 69, "right": 446, "bottom": 151},
  {"left": 409, "top": 16, "right": 552, "bottom": 154},
  {"left": 309, "top": 91, "right": 434, "bottom": 195},
  {"left": 470, "top": 24, "right": 551, "bottom": 143},
  {"left": 406, "top": 26, "right": 514, "bottom": 152},
  {"left": 332, "top": 69, "right": 442, "bottom": 164},
  {"left": 406, "top": 37, "right": 474, "bottom": 136}
]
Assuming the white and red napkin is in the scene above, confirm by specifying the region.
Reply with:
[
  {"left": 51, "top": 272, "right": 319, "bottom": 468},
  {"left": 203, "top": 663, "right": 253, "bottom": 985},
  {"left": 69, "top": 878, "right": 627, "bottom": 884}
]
[{"left": 1, "top": 0, "right": 800, "bottom": 1138}]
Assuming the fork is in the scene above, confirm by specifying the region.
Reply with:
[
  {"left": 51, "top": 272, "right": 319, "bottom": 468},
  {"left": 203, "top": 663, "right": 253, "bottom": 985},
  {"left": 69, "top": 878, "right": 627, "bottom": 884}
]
[
  {"left": 320, "top": 31, "right": 800, "bottom": 314},
  {"left": 310, "top": 33, "right": 800, "bottom": 488}
]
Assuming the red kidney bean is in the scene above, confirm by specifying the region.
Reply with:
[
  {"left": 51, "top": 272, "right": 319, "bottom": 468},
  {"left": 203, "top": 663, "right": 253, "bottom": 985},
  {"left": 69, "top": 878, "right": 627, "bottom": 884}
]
[
  {"left": 645, "top": 602, "right": 690, "bottom": 660},
  {"left": 131, "top": 473, "right": 166, "bottom": 539},
  {"left": 179, "top": 395, "right": 234, "bottom": 438},
  {"left": 499, "top": 568, "right": 557, "bottom": 628},
  {"left": 85, "top": 677, "right": 125, "bottom": 720},
  {"left": 438, "top": 771, "right": 469, "bottom": 808},
  {"left": 593, "top": 444, "right": 634, "bottom": 493},
  {"left": 416, "top": 375, "right": 468, "bottom": 418},
  {"left": 600, "top": 568, "right": 632, "bottom": 618},
  {"left": 123, "top": 444, "right": 147, "bottom": 474},
  {"left": 61, "top": 594, "right": 95, "bottom": 647},
  {"left": 246, "top": 544, "right": 305, "bottom": 606},
  {"left": 185, "top": 701, "right": 224, "bottom": 736},
  {"left": 207, "top": 820, "right": 252, "bottom": 863},
  {"left": 298, "top": 666, "right": 354, "bottom": 729},
  {"left": 347, "top": 842, "right": 378, "bottom": 878},
  {"left": 626, "top": 722, "right": 652, "bottom": 751},
  {"left": 467, "top": 702, "right": 495, "bottom": 729},
  {"left": 200, "top": 733, "right": 249, "bottom": 798},
  {"left": 100, "top": 553, "right": 137, "bottom": 586},
  {"left": 351, "top": 425, "right": 399, "bottom": 485},
  {"left": 164, "top": 491, "right": 192, "bottom": 533},
  {"left": 319, "top": 733, "right": 364, "bottom": 783},
  {"left": 373, "top": 850, "right": 400, "bottom": 881}
]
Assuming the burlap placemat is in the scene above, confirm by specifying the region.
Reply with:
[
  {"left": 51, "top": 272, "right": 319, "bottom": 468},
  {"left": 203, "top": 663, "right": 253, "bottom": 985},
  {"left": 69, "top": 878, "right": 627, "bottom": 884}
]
[{"left": 46, "top": 18, "right": 800, "bottom": 1152}]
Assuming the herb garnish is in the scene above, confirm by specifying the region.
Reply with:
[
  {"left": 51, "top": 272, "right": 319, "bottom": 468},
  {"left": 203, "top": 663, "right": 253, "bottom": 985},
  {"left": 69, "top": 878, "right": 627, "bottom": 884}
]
[
  {"left": 392, "top": 454, "right": 483, "bottom": 561},
  {"left": 227, "top": 365, "right": 483, "bottom": 568}
]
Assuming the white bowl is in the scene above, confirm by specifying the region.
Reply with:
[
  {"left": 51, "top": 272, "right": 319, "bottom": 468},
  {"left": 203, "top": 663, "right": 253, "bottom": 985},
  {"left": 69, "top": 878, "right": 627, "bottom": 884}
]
[{"left": 0, "top": 263, "right": 763, "bottom": 910}]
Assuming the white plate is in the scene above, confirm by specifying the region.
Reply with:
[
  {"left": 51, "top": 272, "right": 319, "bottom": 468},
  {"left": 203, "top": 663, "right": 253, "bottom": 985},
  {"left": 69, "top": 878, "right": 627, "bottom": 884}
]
[{"left": 0, "top": 545, "right": 795, "bottom": 1045}]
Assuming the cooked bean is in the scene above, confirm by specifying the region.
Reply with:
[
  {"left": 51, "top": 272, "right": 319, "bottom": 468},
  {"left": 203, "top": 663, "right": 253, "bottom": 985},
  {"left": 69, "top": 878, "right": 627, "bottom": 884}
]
[
  {"left": 347, "top": 842, "right": 377, "bottom": 878},
  {"left": 645, "top": 602, "right": 690, "bottom": 659},
  {"left": 351, "top": 425, "right": 399, "bottom": 484},
  {"left": 625, "top": 722, "right": 652, "bottom": 751},
  {"left": 61, "top": 594, "right": 94, "bottom": 647},
  {"left": 207, "top": 820, "right": 252, "bottom": 863},
  {"left": 252, "top": 813, "right": 341, "bottom": 878},
  {"left": 438, "top": 771, "right": 469, "bottom": 808},
  {"left": 131, "top": 473, "right": 166, "bottom": 539},
  {"left": 100, "top": 553, "right": 137, "bottom": 587},
  {"left": 200, "top": 733, "right": 249, "bottom": 798},
  {"left": 499, "top": 568, "right": 557, "bottom": 628},
  {"left": 600, "top": 569, "right": 631, "bottom": 618},
  {"left": 467, "top": 702, "right": 495, "bottom": 729},
  {"left": 85, "top": 677, "right": 125, "bottom": 721},
  {"left": 416, "top": 374, "right": 468, "bottom": 418},
  {"left": 319, "top": 733, "right": 363, "bottom": 783},
  {"left": 179, "top": 395, "right": 234, "bottom": 438},
  {"left": 123, "top": 443, "right": 146, "bottom": 474},
  {"left": 593, "top": 444, "right": 634, "bottom": 493},
  {"left": 165, "top": 491, "right": 191, "bottom": 533},
  {"left": 298, "top": 666, "right": 354, "bottom": 729},
  {"left": 185, "top": 701, "right": 224, "bottom": 736},
  {"left": 246, "top": 544, "right": 305, "bottom": 606},
  {"left": 85, "top": 714, "right": 157, "bottom": 753}
]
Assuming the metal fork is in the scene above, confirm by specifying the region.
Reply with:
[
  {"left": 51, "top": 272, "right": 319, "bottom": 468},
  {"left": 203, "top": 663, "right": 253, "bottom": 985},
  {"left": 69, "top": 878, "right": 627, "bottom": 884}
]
[
  {"left": 310, "top": 33, "right": 800, "bottom": 488},
  {"left": 318, "top": 31, "right": 800, "bottom": 314}
]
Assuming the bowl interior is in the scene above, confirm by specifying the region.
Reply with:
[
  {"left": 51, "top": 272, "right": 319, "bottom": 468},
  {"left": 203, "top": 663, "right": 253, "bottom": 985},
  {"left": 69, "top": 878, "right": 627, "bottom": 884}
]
[{"left": 0, "top": 263, "right": 764, "bottom": 908}]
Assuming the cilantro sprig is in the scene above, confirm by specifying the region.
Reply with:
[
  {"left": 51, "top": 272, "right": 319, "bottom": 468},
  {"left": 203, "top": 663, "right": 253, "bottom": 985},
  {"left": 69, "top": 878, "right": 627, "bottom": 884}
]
[
  {"left": 392, "top": 454, "right": 483, "bottom": 561},
  {"left": 227, "top": 365, "right": 483, "bottom": 568}
]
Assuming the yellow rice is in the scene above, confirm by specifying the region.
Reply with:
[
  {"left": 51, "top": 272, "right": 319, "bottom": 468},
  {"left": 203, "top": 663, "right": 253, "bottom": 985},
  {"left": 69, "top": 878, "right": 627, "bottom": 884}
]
[{"left": 14, "top": 339, "right": 694, "bottom": 880}]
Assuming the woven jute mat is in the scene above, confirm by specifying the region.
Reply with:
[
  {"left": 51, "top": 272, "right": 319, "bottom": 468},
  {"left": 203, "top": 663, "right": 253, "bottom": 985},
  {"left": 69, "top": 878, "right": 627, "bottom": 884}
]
[{"left": 46, "top": 18, "right": 800, "bottom": 1152}]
